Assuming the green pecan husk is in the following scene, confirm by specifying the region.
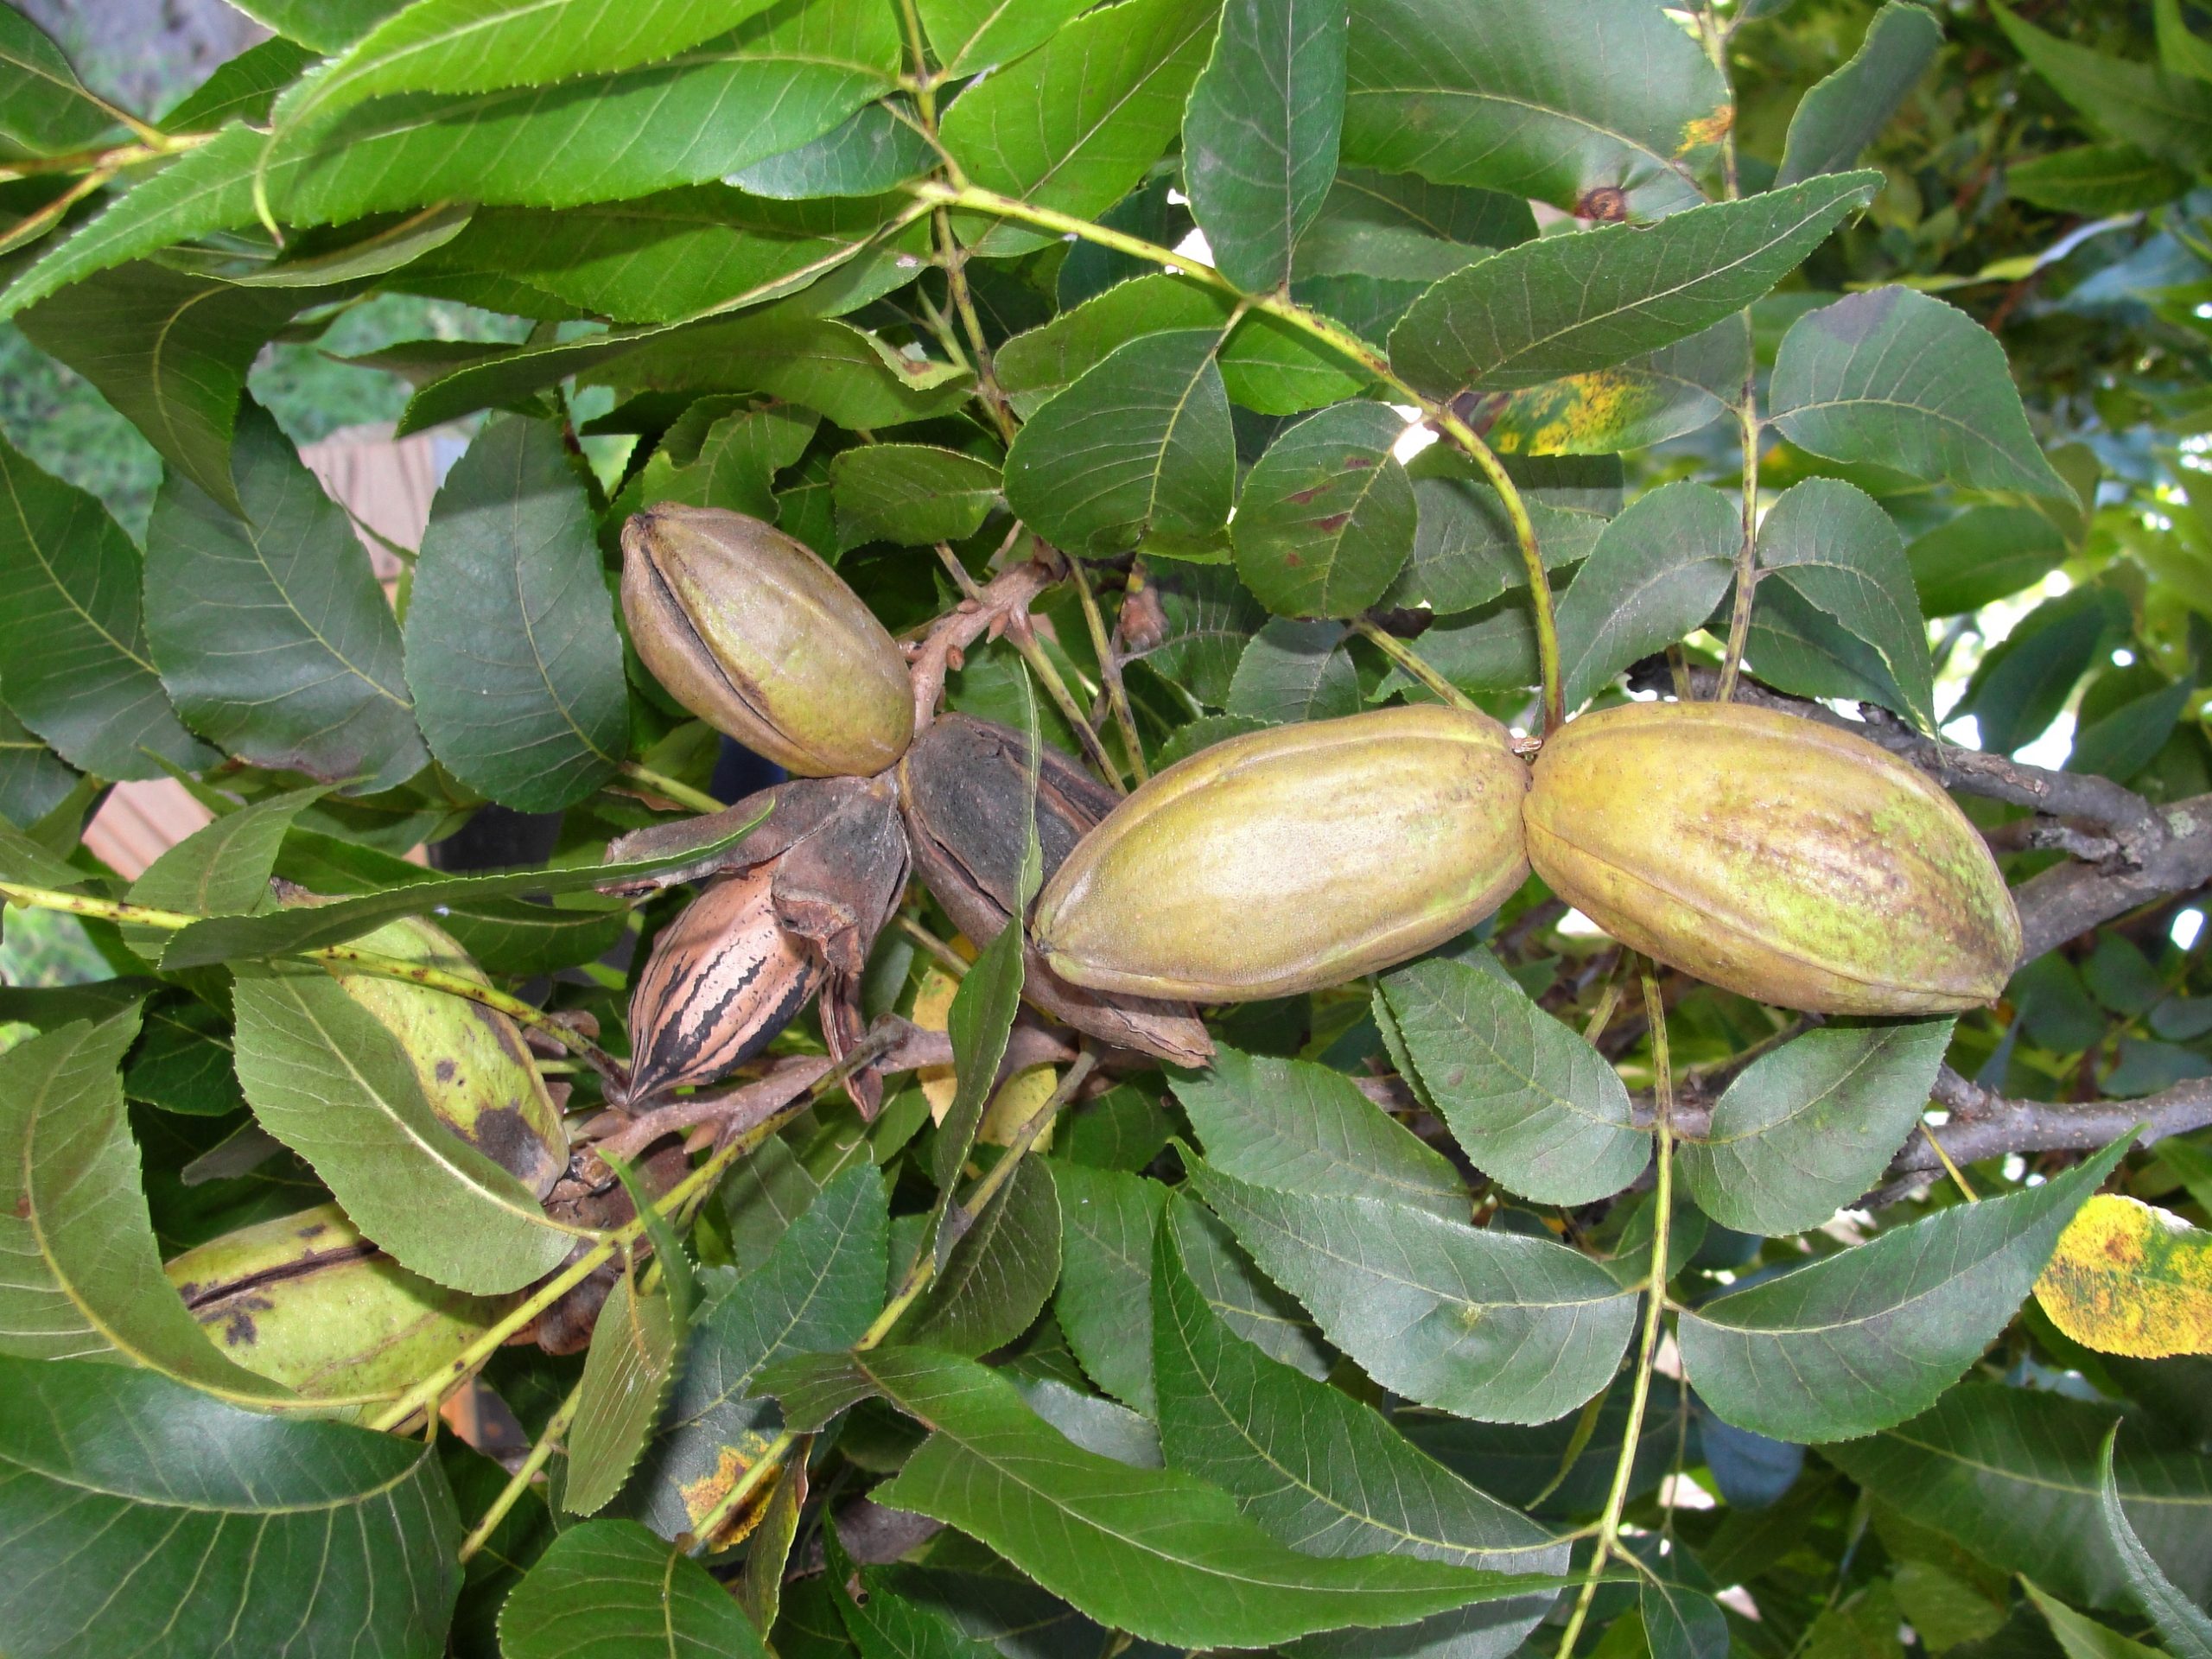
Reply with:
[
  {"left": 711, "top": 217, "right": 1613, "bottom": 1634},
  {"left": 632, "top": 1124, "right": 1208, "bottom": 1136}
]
[
  {"left": 1033, "top": 705, "right": 1531, "bottom": 1000},
  {"left": 898, "top": 714, "right": 1212, "bottom": 1066},
  {"left": 620, "top": 505, "right": 914, "bottom": 779},
  {"left": 166, "top": 1203, "right": 515, "bottom": 1403},
  {"left": 1524, "top": 700, "right": 2020, "bottom": 1013}
]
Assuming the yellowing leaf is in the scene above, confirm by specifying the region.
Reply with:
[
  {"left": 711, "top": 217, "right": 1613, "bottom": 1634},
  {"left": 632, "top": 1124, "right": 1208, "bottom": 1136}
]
[
  {"left": 912, "top": 960, "right": 1055, "bottom": 1151},
  {"left": 2034, "top": 1194, "right": 2212, "bottom": 1357}
]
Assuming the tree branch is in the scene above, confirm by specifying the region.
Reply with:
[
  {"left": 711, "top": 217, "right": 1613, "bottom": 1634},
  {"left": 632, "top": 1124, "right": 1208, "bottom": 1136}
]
[{"left": 1873, "top": 1064, "right": 2212, "bottom": 1204}]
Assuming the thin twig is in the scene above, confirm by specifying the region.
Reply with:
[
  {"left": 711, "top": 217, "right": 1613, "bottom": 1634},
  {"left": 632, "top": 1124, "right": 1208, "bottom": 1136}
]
[
  {"left": 458, "top": 1382, "right": 582, "bottom": 1564},
  {"left": 1007, "top": 617, "right": 1124, "bottom": 789},
  {"left": 1354, "top": 617, "right": 1478, "bottom": 711},
  {"left": 903, "top": 179, "right": 1563, "bottom": 732},
  {"left": 897, "top": 912, "right": 972, "bottom": 977},
  {"left": 1065, "top": 555, "right": 1148, "bottom": 782},
  {"left": 907, "top": 553, "right": 1060, "bottom": 727},
  {"left": 0, "top": 880, "right": 626, "bottom": 1079},
  {"left": 686, "top": 1050, "right": 1100, "bottom": 1553},
  {"left": 1556, "top": 967, "right": 1676, "bottom": 1659}
]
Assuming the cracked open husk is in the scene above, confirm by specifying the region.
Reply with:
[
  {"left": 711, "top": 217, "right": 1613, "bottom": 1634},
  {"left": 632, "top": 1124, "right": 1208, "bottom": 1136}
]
[
  {"left": 621, "top": 504, "right": 914, "bottom": 778},
  {"left": 1522, "top": 699, "right": 2020, "bottom": 1013},
  {"left": 899, "top": 713, "right": 1213, "bottom": 1064},
  {"left": 165, "top": 1203, "right": 514, "bottom": 1402},
  {"left": 1033, "top": 705, "right": 1532, "bottom": 1000}
]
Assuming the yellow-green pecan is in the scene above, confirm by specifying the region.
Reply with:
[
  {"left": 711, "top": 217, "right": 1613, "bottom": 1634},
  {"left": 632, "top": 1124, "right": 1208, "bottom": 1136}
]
[
  {"left": 332, "top": 915, "right": 569, "bottom": 1196},
  {"left": 621, "top": 504, "right": 914, "bottom": 778},
  {"left": 1033, "top": 705, "right": 1531, "bottom": 1000},
  {"left": 166, "top": 1204, "right": 514, "bottom": 1402},
  {"left": 1523, "top": 699, "right": 2020, "bottom": 1014}
]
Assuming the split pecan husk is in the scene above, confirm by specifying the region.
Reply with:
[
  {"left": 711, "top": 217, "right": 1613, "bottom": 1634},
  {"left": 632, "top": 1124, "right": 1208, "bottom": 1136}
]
[
  {"left": 620, "top": 505, "right": 914, "bottom": 778},
  {"left": 610, "top": 774, "right": 909, "bottom": 1113},
  {"left": 899, "top": 713, "right": 1212, "bottom": 1065}
]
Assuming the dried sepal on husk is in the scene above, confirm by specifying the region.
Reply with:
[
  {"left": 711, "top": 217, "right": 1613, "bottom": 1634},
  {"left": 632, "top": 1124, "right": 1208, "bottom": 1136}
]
[
  {"left": 611, "top": 775, "right": 909, "bottom": 1112},
  {"left": 326, "top": 912, "right": 569, "bottom": 1197},
  {"left": 165, "top": 1203, "right": 514, "bottom": 1404},
  {"left": 620, "top": 505, "right": 914, "bottom": 778},
  {"left": 1033, "top": 705, "right": 1532, "bottom": 1001},
  {"left": 1522, "top": 699, "right": 2020, "bottom": 1013},
  {"left": 899, "top": 713, "right": 1212, "bottom": 1065}
]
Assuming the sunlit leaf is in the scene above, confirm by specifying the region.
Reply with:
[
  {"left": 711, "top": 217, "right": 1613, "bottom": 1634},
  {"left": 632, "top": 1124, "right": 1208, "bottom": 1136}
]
[
  {"left": 2034, "top": 1194, "right": 2212, "bottom": 1359},
  {"left": 1679, "top": 1142, "right": 2126, "bottom": 1442}
]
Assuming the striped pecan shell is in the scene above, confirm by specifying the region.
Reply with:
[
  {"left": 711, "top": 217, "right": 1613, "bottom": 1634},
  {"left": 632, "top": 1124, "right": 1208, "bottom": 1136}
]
[
  {"left": 612, "top": 775, "right": 909, "bottom": 1112},
  {"left": 626, "top": 862, "right": 823, "bottom": 1104}
]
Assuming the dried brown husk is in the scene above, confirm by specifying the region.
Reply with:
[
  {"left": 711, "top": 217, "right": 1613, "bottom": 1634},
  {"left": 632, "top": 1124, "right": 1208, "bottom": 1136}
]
[
  {"left": 611, "top": 775, "right": 909, "bottom": 1111},
  {"left": 899, "top": 713, "right": 1212, "bottom": 1065}
]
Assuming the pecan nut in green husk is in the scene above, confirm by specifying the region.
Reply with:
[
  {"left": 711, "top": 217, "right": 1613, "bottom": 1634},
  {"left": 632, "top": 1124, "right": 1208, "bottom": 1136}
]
[
  {"left": 166, "top": 1203, "right": 514, "bottom": 1403},
  {"left": 612, "top": 774, "right": 908, "bottom": 1111},
  {"left": 328, "top": 914, "right": 569, "bottom": 1197},
  {"left": 899, "top": 713, "right": 1212, "bottom": 1065},
  {"left": 1522, "top": 700, "right": 2021, "bottom": 1013},
  {"left": 1033, "top": 705, "right": 1532, "bottom": 1000},
  {"left": 620, "top": 504, "right": 914, "bottom": 778}
]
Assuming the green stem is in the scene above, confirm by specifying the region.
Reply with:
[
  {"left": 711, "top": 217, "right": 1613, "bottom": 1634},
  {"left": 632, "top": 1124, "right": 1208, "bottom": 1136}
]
[
  {"left": 1555, "top": 967, "right": 1676, "bottom": 1659},
  {"left": 0, "top": 165, "right": 116, "bottom": 255},
  {"left": 1700, "top": 1, "right": 1761, "bottom": 705},
  {"left": 1014, "top": 620, "right": 1125, "bottom": 789},
  {"left": 897, "top": 912, "right": 971, "bottom": 978},
  {"left": 1065, "top": 555, "right": 1148, "bottom": 784},
  {"left": 374, "top": 1090, "right": 815, "bottom": 1434},
  {"left": 0, "top": 880, "right": 624, "bottom": 1077},
  {"left": 315, "top": 944, "right": 626, "bottom": 1079},
  {"left": 907, "top": 181, "right": 1563, "bottom": 734},
  {"left": 458, "top": 1382, "right": 582, "bottom": 1564},
  {"left": 1352, "top": 618, "right": 1478, "bottom": 712},
  {"left": 867, "top": 1048, "right": 1097, "bottom": 1348},
  {"left": 620, "top": 761, "right": 726, "bottom": 817},
  {"left": 685, "top": 1426, "right": 799, "bottom": 1555},
  {"left": 685, "top": 1049, "right": 1100, "bottom": 1554},
  {"left": 373, "top": 1026, "right": 906, "bottom": 1435},
  {"left": 0, "top": 125, "right": 213, "bottom": 183}
]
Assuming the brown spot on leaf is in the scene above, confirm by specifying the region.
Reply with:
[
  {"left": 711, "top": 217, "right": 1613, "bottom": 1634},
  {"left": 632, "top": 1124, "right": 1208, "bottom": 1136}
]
[
  {"left": 1285, "top": 484, "right": 1330, "bottom": 505},
  {"left": 1575, "top": 187, "right": 1630, "bottom": 224},
  {"left": 435, "top": 1058, "right": 458, "bottom": 1084},
  {"left": 1312, "top": 512, "right": 1353, "bottom": 534}
]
